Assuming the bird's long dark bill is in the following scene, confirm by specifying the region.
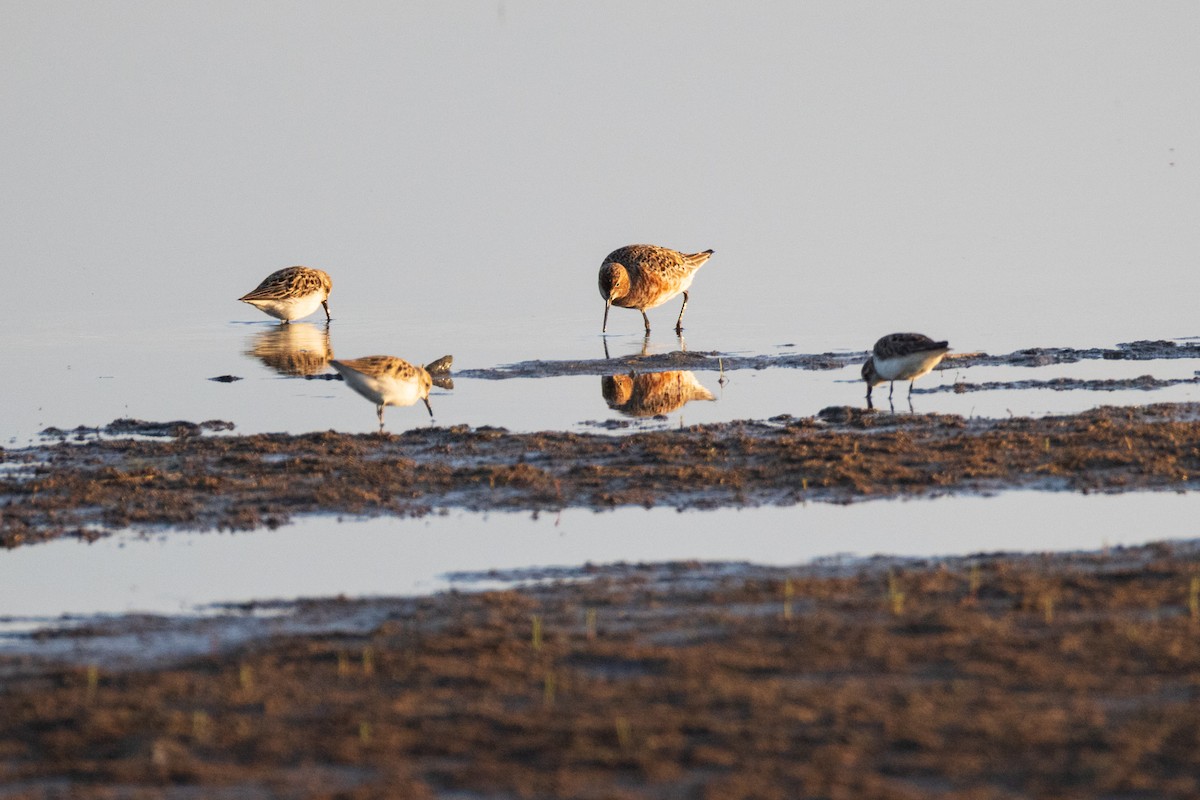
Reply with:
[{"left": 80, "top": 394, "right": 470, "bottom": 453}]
[
  {"left": 423, "top": 397, "right": 433, "bottom": 417},
  {"left": 602, "top": 301, "right": 610, "bottom": 333}
]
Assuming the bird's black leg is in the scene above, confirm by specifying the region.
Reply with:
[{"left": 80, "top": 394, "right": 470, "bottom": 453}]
[
  {"left": 376, "top": 404, "right": 385, "bottom": 432},
  {"left": 675, "top": 291, "right": 689, "bottom": 333},
  {"left": 642, "top": 310, "right": 651, "bottom": 333},
  {"left": 888, "top": 381, "right": 895, "bottom": 400}
]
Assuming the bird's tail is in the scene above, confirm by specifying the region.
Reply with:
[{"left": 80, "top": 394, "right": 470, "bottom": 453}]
[
  {"left": 424, "top": 355, "right": 453, "bottom": 375},
  {"left": 424, "top": 355, "right": 454, "bottom": 390},
  {"left": 684, "top": 249, "right": 715, "bottom": 267}
]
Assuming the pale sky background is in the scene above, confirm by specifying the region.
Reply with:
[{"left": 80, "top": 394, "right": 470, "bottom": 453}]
[{"left": 3, "top": 1, "right": 1198, "bottom": 355}]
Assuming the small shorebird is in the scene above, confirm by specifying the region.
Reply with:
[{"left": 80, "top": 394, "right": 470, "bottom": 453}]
[
  {"left": 862, "top": 333, "right": 950, "bottom": 403},
  {"left": 239, "top": 266, "right": 332, "bottom": 323},
  {"left": 330, "top": 354, "right": 452, "bottom": 430},
  {"left": 599, "top": 245, "right": 713, "bottom": 334},
  {"left": 602, "top": 370, "right": 715, "bottom": 418}
]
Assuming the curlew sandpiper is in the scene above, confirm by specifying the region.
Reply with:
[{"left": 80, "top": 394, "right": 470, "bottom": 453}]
[{"left": 598, "top": 245, "right": 713, "bottom": 334}]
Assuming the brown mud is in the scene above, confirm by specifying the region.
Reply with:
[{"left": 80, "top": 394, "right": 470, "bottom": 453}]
[
  {"left": 4, "top": 544, "right": 1200, "bottom": 798},
  {"left": 5, "top": 402, "right": 1200, "bottom": 547},
  {"left": 921, "top": 374, "right": 1200, "bottom": 394}
]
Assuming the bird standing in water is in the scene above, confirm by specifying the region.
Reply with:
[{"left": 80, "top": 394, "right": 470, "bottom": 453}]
[
  {"left": 861, "top": 333, "right": 950, "bottom": 405},
  {"left": 239, "top": 266, "right": 332, "bottom": 323},
  {"left": 330, "top": 355, "right": 452, "bottom": 431},
  {"left": 598, "top": 244, "right": 713, "bottom": 334}
]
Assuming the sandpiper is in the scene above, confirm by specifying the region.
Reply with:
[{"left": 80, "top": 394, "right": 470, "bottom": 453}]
[
  {"left": 330, "top": 355, "right": 452, "bottom": 430},
  {"left": 239, "top": 266, "right": 332, "bottom": 323},
  {"left": 599, "top": 245, "right": 713, "bottom": 334},
  {"left": 861, "top": 333, "right": 950, "bottom": 403}
]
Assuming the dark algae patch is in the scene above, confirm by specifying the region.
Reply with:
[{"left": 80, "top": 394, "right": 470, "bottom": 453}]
[
  {"left": 3, "top": 545, "right": 1200, "bottom": 798},
  {"left": 455, "top": 338, "right": 1200, "bottom": 379},
  {"left": 5, "top": 403, "right": 1200, "bottom": 546}
]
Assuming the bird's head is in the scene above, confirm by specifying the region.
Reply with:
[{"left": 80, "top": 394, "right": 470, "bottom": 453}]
[
  {"left": 861, "top": 358, "right": 881, "bottom": 386},
  {"left": 598, "top": 262, "right": 629, "bottom": 304}
]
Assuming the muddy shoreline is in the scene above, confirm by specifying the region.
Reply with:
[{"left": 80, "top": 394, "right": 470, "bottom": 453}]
[
  {"left": 5, "top": 402, "right": 1200, "bottom": 547},
  {"left": 5, "top": 346, "right": 1200, "bottom": 796},
  {"left": 4, "top": 542, "right": 1200, "bottom": 798}
]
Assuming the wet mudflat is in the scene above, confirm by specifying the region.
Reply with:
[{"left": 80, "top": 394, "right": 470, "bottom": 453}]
[
  {"left": 6, "top": 402, "right": 1200, "bottom": 547},
  {"left": 4, "top": 346, "right": 1200, "bottom": 798},
  {"left": 3, "top": 543, "right": 1200, "bottom": 798}
]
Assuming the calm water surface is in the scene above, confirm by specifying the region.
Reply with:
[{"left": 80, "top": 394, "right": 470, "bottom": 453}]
[
  {"left": 3, "top": 492, "right": 1198, "bottom": 631},
  {"left": 3, "top": 4, "right": 1199, "bottom": 624}
]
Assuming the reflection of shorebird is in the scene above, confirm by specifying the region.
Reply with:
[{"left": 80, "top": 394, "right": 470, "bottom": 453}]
[
  {"left": 330, "top": 355, "right": 453, "bottom": 430},
  {"left": 245, "top": 323, "right": 333, "bottom": 377},
  {"left": 599, "top": 245, "right": 713, "bottom": 334},
  {"left": 239, "top": 266, "right": 332, "bottom": 323},
  {"left": 602, "top": 370, "right": 715, "bottom": 417},
  {"left": 602, "top": 331, "right": 686, "bottom": 360},
  {"left": 862, "top": 333, "right": 950, "bottom": 405}
]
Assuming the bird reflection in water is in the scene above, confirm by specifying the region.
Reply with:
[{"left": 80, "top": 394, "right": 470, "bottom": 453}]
[
  {"left": 602, "top": 331, "right": 687, "bottom": 360},
  {"left": 245, "top": 322, "right": 333, "bottom": 377},
  {"left": 601, "top": 370, "right": 715, "bottom": 418},
  {"left": 330, "top": 354, "right": 453, "bottom": 431}
]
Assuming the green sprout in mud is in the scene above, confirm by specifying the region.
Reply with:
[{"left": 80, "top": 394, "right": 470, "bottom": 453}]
[
  {"left": 192, "top": 710, "right": 210, "bottom": 741},
  {"left": 85, "top": 664, "right": 99, "bottom": 705},
  {"left": 887, "top": 571, "right": 906, "bottom": 616},
  {"left": 1040, "top": 594, "right": 1055, "bottom": 624},
  {"left": 614, "top": 716, "right": 632, "bottom": 751},
  {"left": 362, "top": 647, "right": 375, "bottom": 676},
  {"left": 239, "top": 664, "right": 254, "bottom": 692},
  {"left": 585, "top": 608, "right": 598, "bottom": 640},
  {"left": 531, "top": 614, "right": 543, "bottom": 652},
  {"left": 783, "top": 578, "right": 795, "bottom": 620}
]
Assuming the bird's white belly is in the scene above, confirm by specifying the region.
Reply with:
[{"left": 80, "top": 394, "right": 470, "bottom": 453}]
[
  {"left": 341, "top": 372, "right": 422, "bottom": 408},
  {"left": 873, "top": 350, "right": 947, "bottom": 382},
  {"left": 246, "top": 293, "right": 323, "bottom": 322}
]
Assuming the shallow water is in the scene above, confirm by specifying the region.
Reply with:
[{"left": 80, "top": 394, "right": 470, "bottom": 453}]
[
  {"left": 10, "top": 325, "right": 1200, "bottom": 443},
  {"left": 3, "top": 4, "right": 1200, "bottom": 626},
  {"left": 2, "top": 491, "right": 1196, "bottom": 635}
]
